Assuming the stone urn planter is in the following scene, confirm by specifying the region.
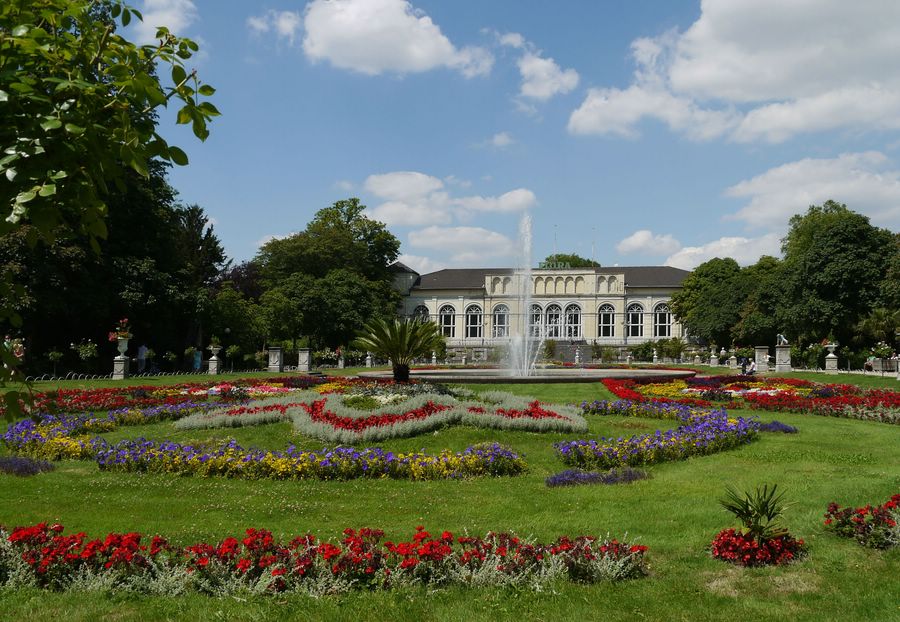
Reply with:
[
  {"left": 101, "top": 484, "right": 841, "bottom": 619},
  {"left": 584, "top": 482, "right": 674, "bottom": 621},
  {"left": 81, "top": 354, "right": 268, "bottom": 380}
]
[{"left": 116, "top": 338, "right": 129, "bottom": 356}]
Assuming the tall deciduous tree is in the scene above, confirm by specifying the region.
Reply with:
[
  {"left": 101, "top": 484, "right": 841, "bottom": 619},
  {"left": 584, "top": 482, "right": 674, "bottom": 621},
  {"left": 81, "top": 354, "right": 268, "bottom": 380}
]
[
  {"left": 670, "top": 257, "right": 745, "bottom": 347},
  {"left": 776, "top": 201, "right": 893, "bottom": 345}
]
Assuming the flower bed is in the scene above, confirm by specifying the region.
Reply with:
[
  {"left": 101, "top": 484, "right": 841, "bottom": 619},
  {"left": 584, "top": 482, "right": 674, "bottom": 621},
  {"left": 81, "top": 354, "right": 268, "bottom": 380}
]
[
  {"left": 0, "top": 456, "right": 55, "bottom": 477},
  {"left": 0, "top": 522, "right": 649, "bottom": 594},
  {"left": 710, "top": 529, "right": 805, "bottom": 567},
  {"left": 555, "top": 410, "right": 758, "bottom": 470},
  {"left": 545, "top": 467, "right": 650, "bottom": 488},
  {"left": 95, "top": 439, "right": 527, "bottom": 481},
  {"left": 176, "top": 391, "right": 587, "bottom": 443},
  {"left": 1, "top": 376, "right": 328, "bottom": 418},
  {"left": 602, "top": 376, "right": 900, "bottom": 424},
  {"left": 823, "top": 494, "right": 900, "bottom": 549}
]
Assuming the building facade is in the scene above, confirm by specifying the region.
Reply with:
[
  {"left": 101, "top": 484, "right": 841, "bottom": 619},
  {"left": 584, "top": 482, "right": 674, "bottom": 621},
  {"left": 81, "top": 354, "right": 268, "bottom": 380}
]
[{"left": 392, "top": 264, "right": 690, "bottom": 354}]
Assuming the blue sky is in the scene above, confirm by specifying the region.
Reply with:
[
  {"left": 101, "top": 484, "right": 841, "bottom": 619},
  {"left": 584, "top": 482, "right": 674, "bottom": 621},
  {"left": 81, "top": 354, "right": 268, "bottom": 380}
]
[{"left": 133, "top": 0, "right": 900, "bottom": 272}]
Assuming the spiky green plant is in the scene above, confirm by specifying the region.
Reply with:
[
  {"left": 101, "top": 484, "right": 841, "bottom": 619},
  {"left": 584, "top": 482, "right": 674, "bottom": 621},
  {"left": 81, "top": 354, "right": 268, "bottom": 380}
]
[
  {"left": 353, "top": 318, "right": 444, "bottom": 382},
  {"left": 719, "top": 484, "right": 789, "bottom": 544}
]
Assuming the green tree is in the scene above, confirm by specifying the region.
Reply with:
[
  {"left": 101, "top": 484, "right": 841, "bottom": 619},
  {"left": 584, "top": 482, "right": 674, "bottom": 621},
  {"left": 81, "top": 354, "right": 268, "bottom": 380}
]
[
  {"left": 732, "top": 255, "right": 783, "bottom": 346},
  {"left": 256, "top": 199, "right": 399, "bottom": 284},
  {"left": 353, "top": 318, "right": 443, "bottom": 382},
  {"left": 777, "top": 201, "right": 893, "bottom": 344},
  {"left": 855, "top": 308, "right": 900, "bottom": 347},
  {"left": 0, "top": 0, "right": 217, "bottom": 417},
  {"left": 670, "top": 257, "right": 745, "bottom": 346},
  {"left": 541, "top": 253, "right": 600, "bottom": 268},
  {"left": 259, "top": 273, "right": 313, "bottom": 350}
]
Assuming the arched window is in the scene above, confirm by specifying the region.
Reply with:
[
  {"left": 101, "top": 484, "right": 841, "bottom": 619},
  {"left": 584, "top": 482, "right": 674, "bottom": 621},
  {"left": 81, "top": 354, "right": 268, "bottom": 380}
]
[
  {"left": 545, "top": 304, "right": 562, "bottom": 338},
  {"left": 598, "top": 304, "right": 615, "bottom": 338},
  {"left": 492, "top": 304, "right": 509, "bottom": 338},
  {"left": 412, "top": 305, "right": 430, "bottom": 322},
  {"left": 465, "top": 304, "right": 483, "bottom": 339},
  {"left": 626, "top": 303, "right": 644, "bottom": 338},
  {"left": 653, "top": 303, "right": 672, "bottom": 338},
  {"left": 564, "top": 304, "right": 581, "bottom": 338},
  {"left": 528, "top": 304, "right": 542, "bottom": 337},
  {"left": 439, "top": 305, "right": 455, "bottom": 338}
]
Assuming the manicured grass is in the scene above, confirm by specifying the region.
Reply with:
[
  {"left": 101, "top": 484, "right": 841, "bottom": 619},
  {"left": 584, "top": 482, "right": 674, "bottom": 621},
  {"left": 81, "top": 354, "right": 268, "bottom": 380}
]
[{"left": 1, "top": 380, "right": 899, "bottom": 621}]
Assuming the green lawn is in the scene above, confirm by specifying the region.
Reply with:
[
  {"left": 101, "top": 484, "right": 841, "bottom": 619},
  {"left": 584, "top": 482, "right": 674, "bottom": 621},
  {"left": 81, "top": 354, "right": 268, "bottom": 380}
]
[{"left": 1, "top": 378, "right": 898, "bottom": 621}]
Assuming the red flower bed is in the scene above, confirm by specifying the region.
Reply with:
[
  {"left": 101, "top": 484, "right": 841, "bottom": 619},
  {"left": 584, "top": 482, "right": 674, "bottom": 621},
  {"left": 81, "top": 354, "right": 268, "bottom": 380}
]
[
  {"left": 302, "top": 399, "right": 454, "bottom": 432},
  {"left": 602, "top": 379, "right": 713, "bottom": 407},
  {"left": 2, "top": 522, "right": 649, "bottom": 592},
  {"left": 824, "top": 494, "right": 900, "bottom": 549},
  {"left": 710, "top": 529, "right": 805, "bottom": 567}
]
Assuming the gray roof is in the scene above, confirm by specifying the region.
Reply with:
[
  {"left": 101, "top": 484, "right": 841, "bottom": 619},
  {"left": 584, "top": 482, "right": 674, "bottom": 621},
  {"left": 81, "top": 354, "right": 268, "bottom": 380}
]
[
  {"left": 389, "top": 261, "right": 419, "bottom": 274},
  {"left": 411, "top": 266, "right": 690, "bottom": 291}
]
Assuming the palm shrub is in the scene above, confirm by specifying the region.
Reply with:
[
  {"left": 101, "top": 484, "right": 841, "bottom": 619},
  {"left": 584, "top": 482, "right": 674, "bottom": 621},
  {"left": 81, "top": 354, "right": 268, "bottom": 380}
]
[
  {"left": 720, "top": 484, "right": 788, "bottom": 543},
  {"left": 711, "top": 484, "right": 805, "bottom": 567},
  {"left": 353, "top": 318, "right": 444, "bottom": 382}
]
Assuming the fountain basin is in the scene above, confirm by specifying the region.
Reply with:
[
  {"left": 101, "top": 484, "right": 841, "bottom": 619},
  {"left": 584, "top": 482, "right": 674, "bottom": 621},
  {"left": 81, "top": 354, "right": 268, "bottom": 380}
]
[{"left": 358, "top": 367, "right": 697, "bottom": 384}]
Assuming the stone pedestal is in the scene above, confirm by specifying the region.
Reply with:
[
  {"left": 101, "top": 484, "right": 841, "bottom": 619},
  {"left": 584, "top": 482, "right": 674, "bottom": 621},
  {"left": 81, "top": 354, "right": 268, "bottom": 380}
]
[
  {"left": 775, "top": 345, "right": 792, "bottom": 373},
  {"left": 338, "top": 356, "right": 345, "bottom": 369},
  {"left": 431, "top": 352, "right": 437, "bottom": 365},
  {"left": 461, "top": 354, "right": 467, "bottom": 366},
  {"left": 208, "top": 356, "right": 221, "bottom": 374},
  {"left": 693, "top": 355, "right": 702, "bottom": 365},
  {"left": 365, "top": 352, "right": 372, "bottom": 368},
  {"left": 112, "top": 355, "right": 129, "bottom": 380},
  {"left": 297, "top": 348, "right": 310, "bottom": 372},
  {"left": 626, "top": 355, "right": 633, "bottom": 365},
  {"left": 754, "top": 346, "right": 769, "bottom": 373},
  {"left": 825, "top": 354, "right": 838, "bottom": 371},
  {"left": 728, "top": 354, "right": 738, "bottom": 369},
  {"left": 267, "top": 347, "right": 283, "bottom": 373},
  {"left": 652, "top": 350, "right": 659, "bottom": 364}
]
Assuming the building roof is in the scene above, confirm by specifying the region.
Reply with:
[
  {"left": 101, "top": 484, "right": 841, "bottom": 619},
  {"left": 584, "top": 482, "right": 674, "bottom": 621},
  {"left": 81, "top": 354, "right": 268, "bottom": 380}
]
[
  {"left": 389, "top": 261, "right": 419, "bottom": 275},
  {"left": 410, "top": 266, "right": 690, "bottom": 291}
]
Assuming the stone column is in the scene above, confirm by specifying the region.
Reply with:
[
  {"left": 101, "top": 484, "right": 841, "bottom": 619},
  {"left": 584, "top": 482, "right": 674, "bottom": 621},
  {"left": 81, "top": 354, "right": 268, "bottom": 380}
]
[
  {"left": 754, "top": 346, "right": 769, "bottom": 372},
  {"left": 775, "top": 345, "right": 791, "bottom": 372},
  {"left": 112, "top": 355, "right": 129, "bottom": 380},
  {"left": 297, "top": 348, "right": 310, "bottom": 372},
  {"left": 113, "top": 338, "right": 129, "bottom": 380},
  {"left": 267, "top": 346, "right": 283, "bottom": 373}
]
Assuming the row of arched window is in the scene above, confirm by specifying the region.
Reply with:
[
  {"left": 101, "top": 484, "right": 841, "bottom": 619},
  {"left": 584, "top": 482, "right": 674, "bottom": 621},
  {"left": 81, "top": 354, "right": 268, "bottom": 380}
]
[{"left": 412, "top": 303, "right": 672, "bottom": 339}]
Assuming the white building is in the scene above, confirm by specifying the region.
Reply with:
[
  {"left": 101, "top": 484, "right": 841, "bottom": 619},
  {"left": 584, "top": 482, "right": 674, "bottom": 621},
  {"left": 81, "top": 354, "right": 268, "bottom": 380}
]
[{"left": 392, "top": 264, "right": 689, "bottom": 356}]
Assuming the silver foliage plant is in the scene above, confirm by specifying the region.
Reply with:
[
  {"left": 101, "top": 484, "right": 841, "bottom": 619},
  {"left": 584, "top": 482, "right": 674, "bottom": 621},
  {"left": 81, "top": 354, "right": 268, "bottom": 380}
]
[{"left": 174, "top": 390, "right": 587, "bottom": 442}]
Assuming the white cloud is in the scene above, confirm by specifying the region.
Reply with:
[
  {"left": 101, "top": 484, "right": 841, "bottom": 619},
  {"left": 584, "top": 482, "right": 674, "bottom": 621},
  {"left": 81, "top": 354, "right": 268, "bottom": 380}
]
[
  {"left": 498, "top": 31, "right": 578, "bottom": 102},
  {"left": 443, "top": 175, "right": 472, "bottom": 188},
  {"left": 664, "top": 234, "right": 782, "bottom": 270},
  {"left": 409, "top": 226, "right": 517, "bottom": 263},
  {"left": 334, "top": 179, "right": 355, "bottom": 192},
  {"left": 569, "top": 0, "right": 900, "bottom": 142},
  {"left": 489, "top": 132, "right": 514, "bottom": 148},
  {"left": 454, "top": 189, "right": 536, "bottom": 214},
  {"left": 725, "top": 152, "right": 900, "bottom": 229},
  {"left": 255, "top": 233, "right": 285, "bottom": 248},
  {"left": 302, "top": 0, "right": 492, "bottom": 77},
  {"left": 135, "top": 0, "right": 198, "bottom": 45},
  {"left": 518, "top": 52, "right": 579, "bottom": 101},
  {"left": 246, "top": 10, "right": 302, "bottom": 45},
  {"left": 362, "top": 171, "right": 535, "bottom": 227},
  {"left": 616, "top": 230, "right": 682, "bottom": 256},
  {"left": 397, "top": 253, "right": 444, "bottom": 274}
]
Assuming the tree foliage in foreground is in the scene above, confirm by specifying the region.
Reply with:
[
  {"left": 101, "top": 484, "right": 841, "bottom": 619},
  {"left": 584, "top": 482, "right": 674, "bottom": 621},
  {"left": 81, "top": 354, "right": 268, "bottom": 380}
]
[{"left": 0, "top": 0, "right": 218, "bottom": 417}]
